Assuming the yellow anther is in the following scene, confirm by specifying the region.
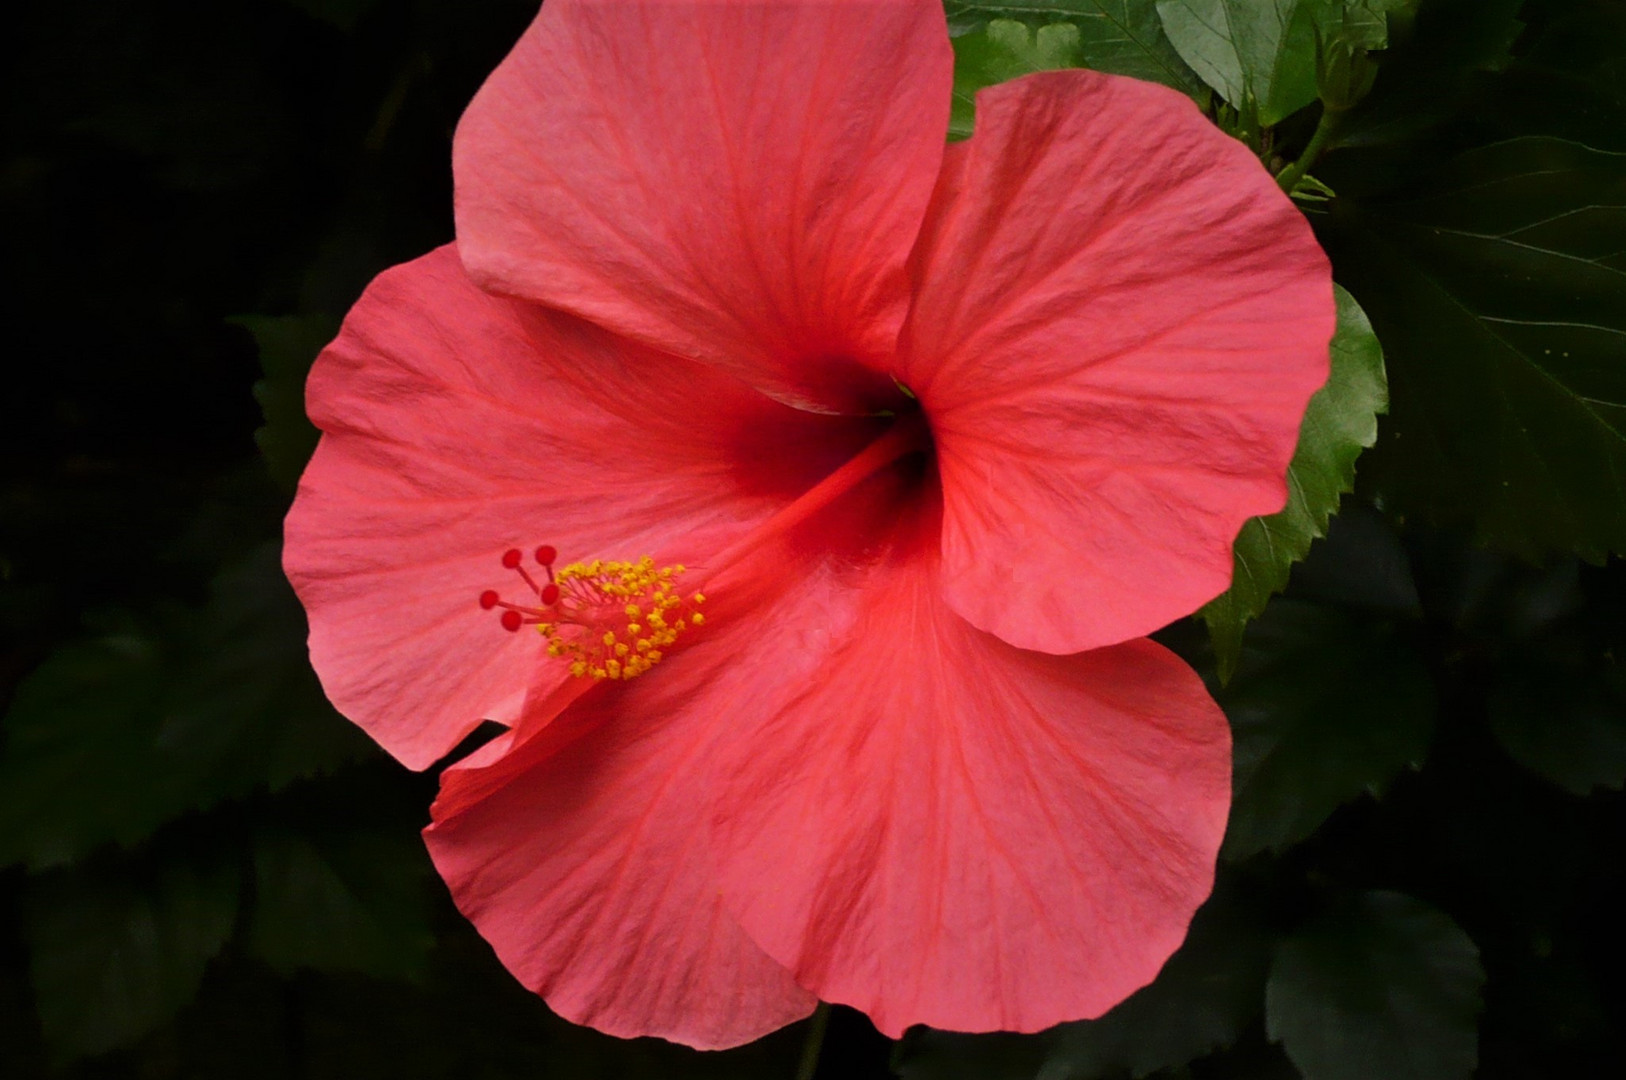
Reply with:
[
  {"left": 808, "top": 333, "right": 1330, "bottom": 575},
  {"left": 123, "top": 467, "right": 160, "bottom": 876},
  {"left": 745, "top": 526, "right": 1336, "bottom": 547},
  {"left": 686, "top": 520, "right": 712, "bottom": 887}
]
[
  {"left": 538, "top": 553, "right": 707, "bottom": 683},
  {"left": 692, "top": 612, "right": 705, "bottom": 626}
]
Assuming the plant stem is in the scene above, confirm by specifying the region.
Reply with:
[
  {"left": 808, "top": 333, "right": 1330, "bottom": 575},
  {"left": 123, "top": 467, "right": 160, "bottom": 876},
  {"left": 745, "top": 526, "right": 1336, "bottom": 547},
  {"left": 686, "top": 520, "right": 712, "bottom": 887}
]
[
  {"left": 1276, "top": 105, "right": 1343, "bottom": 195},
  {"left": 794, "top": 1002, "right": 832, "bottom": 1080}
]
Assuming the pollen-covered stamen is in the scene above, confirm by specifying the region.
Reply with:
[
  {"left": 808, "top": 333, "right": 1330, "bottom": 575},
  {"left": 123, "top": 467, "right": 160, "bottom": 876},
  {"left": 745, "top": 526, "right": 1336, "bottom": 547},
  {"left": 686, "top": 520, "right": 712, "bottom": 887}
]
[
  {"left": 477, "top": 415, "right": 924, "bottom": 668},
  {"left": 537, "top": 556, "right": 704, "bottom": 681},
  {"left": 478, "top": 545, "right": 704, "bottom": 676}
]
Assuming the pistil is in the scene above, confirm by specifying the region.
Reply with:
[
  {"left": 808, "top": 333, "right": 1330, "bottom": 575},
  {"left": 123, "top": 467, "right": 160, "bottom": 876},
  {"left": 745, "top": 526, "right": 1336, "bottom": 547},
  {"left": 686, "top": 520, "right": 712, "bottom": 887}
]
[{"left": 477, "top": 409, "right": 929, "bottom": 681}]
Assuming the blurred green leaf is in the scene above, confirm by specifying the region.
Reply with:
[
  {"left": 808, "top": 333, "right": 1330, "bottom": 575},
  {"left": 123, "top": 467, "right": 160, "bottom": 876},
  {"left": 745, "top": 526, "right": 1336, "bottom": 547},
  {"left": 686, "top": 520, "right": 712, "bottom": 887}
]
[
  {"left": 249, "top": 825, "right": 435, "bottom": 981},
  {"left": 893, "top": 879, "right": 1269, "bottom": 1079},
  {"left": 1329, "top": 0, "right": 1394, "bottom": 51},
  {"left": 1154, "top": 0, "right": 1319, "bottom": 125},
  {"left": 0, "top": 544, "right": 372, "bottom": 870},
  {"left": 283, "top": 0, "right": 387, "bottom": 32},
  {"left": 25, "top": 852, "right": 240, "bottom": 1062},
  {"left": 1326, "top": 137, "right": 1626, "bottom": 562},
  {"left": 1485, "top": 588, "right": 1626, "bottom": 797},
  {"left": 1417, "top": 0, "right": 1522, "bottom": 71},
  {"left": 1312, "top": 3, "right": 1393, "bottom": 112},
  {"left": 1213, "top": 600, "right": 1434, "bottom": 858},
  {"left": 1520, "top": 2, "right": 1626, "bottom": 111},
  {"left": 1266, "top": 891, "right": 1483, "bottom": 1080},
  {"left": 1201, "top": 284, "right": 1388, "bottom": 681},
  {"left": 1286, "top": 504, "right": 1420, "bottom": 616},
  {"left": 946, "top": 2, "right": 1208, "bottom": 137},
  {"left": 951, "top": 20, "right": 1084, "bottom": 138},
  {"left": 889, "top": 1029, "right": 1041, "bottom": 1080},
  {"left": 1491, "top": 660, "right": 1626, "bottom": 796},
  {"left": 236, "top": 314, "right": 334, "bottom": 491},
  {"left": 1331, "top": 0, "right": 1523, "bottom": 151}
]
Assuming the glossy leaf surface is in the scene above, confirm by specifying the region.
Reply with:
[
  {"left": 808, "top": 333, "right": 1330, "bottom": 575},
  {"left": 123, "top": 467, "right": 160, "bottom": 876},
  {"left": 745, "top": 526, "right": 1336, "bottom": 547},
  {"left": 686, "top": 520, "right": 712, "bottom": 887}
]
[{"left": 1326, "top": 137, "right": 1626, "bottom": 561}]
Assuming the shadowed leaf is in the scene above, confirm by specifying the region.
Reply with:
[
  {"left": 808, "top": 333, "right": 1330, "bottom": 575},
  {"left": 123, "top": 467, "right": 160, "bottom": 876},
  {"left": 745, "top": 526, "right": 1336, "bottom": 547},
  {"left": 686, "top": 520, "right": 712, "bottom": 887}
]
[
  {"left": 0, "top": 544, "right": 373, "bottom": 870},
  {"left": 1210, "top": 600, "right": 1434, "bottom": 858},
  {"left": 1326, "top": 137, "right": 1626, "bottom": 562},
  {"left": 1267, "top": 891, "right": 1484, "bottom": 1080},
  {"left": 25, "top": 853, "right": 240, "bottom": 1062},
  {"left": 236, "top": 314, "right": 335, "bottom": 491},
  {"left": 249, "top": 825, "right": 435, "bottom": 981}
]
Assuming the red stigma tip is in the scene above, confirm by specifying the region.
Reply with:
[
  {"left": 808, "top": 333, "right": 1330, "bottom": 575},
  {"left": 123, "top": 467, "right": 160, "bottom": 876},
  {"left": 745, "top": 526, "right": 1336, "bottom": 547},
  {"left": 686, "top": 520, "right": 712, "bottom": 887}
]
[
  {"left": 479, "top": 590, "right": 499, "bottom": 610},
  {"left": 541, "top": 583, "right": 560, "bottom": 605},
  {"left": 502, "top": 549, "right": 523, "bottom": 569},
  {"left": 535, "top": 544, "right": 557, "bottom": 566},
  {"left": 500, "top": 610, "right": 523, "bottom": 632}
]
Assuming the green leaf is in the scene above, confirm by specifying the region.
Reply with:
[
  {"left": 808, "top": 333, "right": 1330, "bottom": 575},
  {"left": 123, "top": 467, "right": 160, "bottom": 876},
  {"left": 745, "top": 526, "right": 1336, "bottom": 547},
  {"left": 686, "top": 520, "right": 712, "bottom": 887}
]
[
  {"left": 1286, "top": 504, "right": 1420, "bottom": 617},
  {"left": 283, "top": 0, "right": 386, "bottom": 32},
  {"left": 892, "top": 879, "right": 1269, "bottom": 1079},
  {"left": 1211, "top": 600, "right": 1434, "bottom": 858},
  {"left": 1331, "top": 0, "right": 1523, "bottom": 151},
  {"left": 25, "top": 853, "right": 240, "bottom": 1062},
  {"left": 248, "top": 825, "right": 435, "bottom": 982},
  {"left": 951, "top": 20, "right": 1083, "bottom": 138},
  {"left": 890, "top": 1030, "right": 1042, "bottom": 1080},
  {"left": 235, "top": 314, "right": 334, "bottom": 491},
  {"left": 1520, "top": 3, "right": 1626, "bottom": 112},
  {"left": 0, "top": 544, "right": 372, "bottom": 870},
  {"left": 1331, "top": 1, "right": 1394, "bottom": 51},
  {"left": 1324, "top": 137, "right": 1626, "bottom": 562},
  {"left": 946, "top": 2, "right": 1209, "bottom": 138},
  {"left": 1491, "top": 662, "right": 1626, "bottom": 796},
  {"left": 1267, "top": 891, "right": 1484, "bottom": 1080},
  {"left": 1200, "top": 284, "right": 1388, "bottom": 681},
  {"left": 1488, "top": 628, "right": 1626, "bottom": 796},
  {"left": 1154, "top": 0, "right": 1319, "bottom": 125}
]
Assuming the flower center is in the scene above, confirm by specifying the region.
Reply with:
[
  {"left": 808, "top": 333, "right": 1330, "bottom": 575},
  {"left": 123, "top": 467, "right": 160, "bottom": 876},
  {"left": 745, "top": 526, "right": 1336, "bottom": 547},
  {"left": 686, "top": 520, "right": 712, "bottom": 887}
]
[
  {"left": 477, "top": 410, "right": 929, "bottom": 684},
  {"left": 479, "top": 546, "right": 704, "bottom": 681}
]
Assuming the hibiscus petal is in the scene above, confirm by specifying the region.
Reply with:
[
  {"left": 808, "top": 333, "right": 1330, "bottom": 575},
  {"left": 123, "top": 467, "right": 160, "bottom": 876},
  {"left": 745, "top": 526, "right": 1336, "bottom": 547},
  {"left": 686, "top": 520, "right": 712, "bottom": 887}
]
[
  {"left": 708, "top": 539, "right": 1231, "bottom": 1037},
  {"left": 899, "top": 71, "right": 1335, "bottom": 654},
  {"left": 284, "top": 245, "right": 874, "bottom": 769},
  {"left": 423, "top": 648, "right": 819, "bottom": 1048},
  {"left": 453, "top": 0, "right": 952, "bottom": 413}
]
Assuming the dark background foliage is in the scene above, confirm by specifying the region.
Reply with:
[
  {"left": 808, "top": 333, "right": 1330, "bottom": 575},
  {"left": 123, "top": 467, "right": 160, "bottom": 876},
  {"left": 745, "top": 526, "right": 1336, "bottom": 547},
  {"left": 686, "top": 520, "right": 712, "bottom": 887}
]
[{"left": 2, "top": 1, "right": 1623, "bottom": 1077}]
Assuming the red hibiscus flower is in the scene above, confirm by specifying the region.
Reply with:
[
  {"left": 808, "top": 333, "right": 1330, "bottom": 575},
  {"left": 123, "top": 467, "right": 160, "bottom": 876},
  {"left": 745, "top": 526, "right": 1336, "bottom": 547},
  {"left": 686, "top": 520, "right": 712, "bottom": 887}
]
[{"left": 284, "top": 0, "right": 1333, "bottom": 1051}]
